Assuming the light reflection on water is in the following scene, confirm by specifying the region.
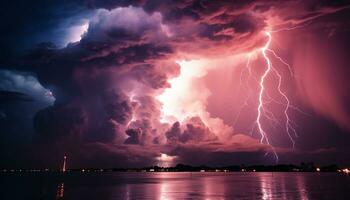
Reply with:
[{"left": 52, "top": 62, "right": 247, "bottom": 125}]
[
  {"left": 56, "top": 182, "right": 64, "bottom": 199},
  {"left": 1, "top": 172, "right": 349, "bottom": 200},
  {"left": 296, "top": 173, "right": 308, "bottom": 200}
]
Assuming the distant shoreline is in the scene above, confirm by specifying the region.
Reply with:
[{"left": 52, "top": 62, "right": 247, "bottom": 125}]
[{"left": 1, "top": 163, "right": 349, "bottom": 174}]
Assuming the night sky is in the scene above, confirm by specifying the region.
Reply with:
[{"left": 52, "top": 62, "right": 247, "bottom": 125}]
[{"left": 0, "top": 0, "right": 350, "bottom": 169}]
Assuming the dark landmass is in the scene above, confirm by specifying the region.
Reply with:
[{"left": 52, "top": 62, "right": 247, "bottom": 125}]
[{"left": 1, "top": 163, "right": 349, "bottom": 173}]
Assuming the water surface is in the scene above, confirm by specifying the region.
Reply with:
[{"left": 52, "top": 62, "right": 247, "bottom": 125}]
[{"left": 1, "top": 172, "right": 349, "bottom": 199}]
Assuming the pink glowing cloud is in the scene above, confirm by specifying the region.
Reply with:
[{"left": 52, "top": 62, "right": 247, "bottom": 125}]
[{"left": 17, "top": 1, "right": 350, "bottom": 166}]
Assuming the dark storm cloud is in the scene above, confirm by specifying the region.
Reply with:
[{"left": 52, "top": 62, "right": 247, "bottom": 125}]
[
  {"left": 0, "top": 91, "right": 33, "bottom": 102},
  {"left": 165, "top": 122, "right": 181, "bottom": 143},
  {"left": 0, "top": 69, "right": 55, "bottom": 150},
  {"left": 34, "top": 103, "right": 87, "bottom": 142},
  {"left": 18, "top": 6, "right": 176, "bottom": 150},
  {"left": 165, "top": 117, "right": 217, "bottom": 144},
  {"left": 124, "top": 129, "right": 142, "bottom": 145},
  {"left": 32, "top": 89, "right": 133, "bottom": 144},
  {"left": 76, "top": 6, "right": 172, "bottom": 64},
  {"left": 180, "top": 117, "right": 217, "bottom": 143},
  {"left": 130, "top": 64, "right": 170, "bottom": 89},
  {"left": 0, "top": 70, "right": 55, "bottom": 103},
  {"left": 9, "top": 6, "right": 172, "bottom": 86},
  {"left": 199, "top": 13, "right": 262, "bottom": 41},
  {"left": 103, "top": 91, "right": 133, "bottom": 125},
  {"left": 82, "top": 0, "right": 145, "bottom": 9},
  {"left": 0, "top": 0, "right": 92, "bottom": 58}
]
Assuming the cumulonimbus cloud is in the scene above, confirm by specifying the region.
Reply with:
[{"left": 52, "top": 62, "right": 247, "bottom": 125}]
[{"left": 1, "top": 0, "right": 349, "bottom": 167}]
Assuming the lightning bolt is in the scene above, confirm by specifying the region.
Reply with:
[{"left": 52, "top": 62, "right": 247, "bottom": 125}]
[
  {"left": 256, "top": 31, "right": 279, "bottom": 161},
  {"left": 270, "top": 21, "right": 313, "bottom": 33},
  {"left": 256, "top": 8, "right": 350, "bottom": 152},
  {"left": 234, "top": 54, "right": 253, "bottom": 127},
  {"left": 253, "top": 31, "right": 298, "bottom": 162}
]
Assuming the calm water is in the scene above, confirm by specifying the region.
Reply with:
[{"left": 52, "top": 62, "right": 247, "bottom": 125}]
[{"left": 1, "top": 172, "right": 349, "bottom": 200}]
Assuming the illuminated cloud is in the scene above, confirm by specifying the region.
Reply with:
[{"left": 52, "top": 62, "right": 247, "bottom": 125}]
[
  {"left": 0, "top": 70, "right": 55, "bottom": 104},
  {"left": 64, "top": 21, "right": 89, "bottom": 45}
]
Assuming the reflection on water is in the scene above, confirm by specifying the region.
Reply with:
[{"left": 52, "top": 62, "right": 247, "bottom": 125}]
[
  {"left": 159, "top": 173, "right": 171, "bottom": 200},
  {"left": 258, "top": 172, "right": 308, "bottom": 200},
  {"left": 260, "top": 173, "right": 272, "bottom": 200},
  {"left": 296, "top": 173, "right": 308, "bottom": 200},
  {"left": 0, "top": 172, "right": 349, "bottom": 200},
  {"left": 56, "top": 182, "right": 64, "bottom": 199}
]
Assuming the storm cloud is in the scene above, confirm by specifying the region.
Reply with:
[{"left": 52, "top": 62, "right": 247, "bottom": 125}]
[{"left": 1, "top": 0, "right": 350, "bottom": 168}]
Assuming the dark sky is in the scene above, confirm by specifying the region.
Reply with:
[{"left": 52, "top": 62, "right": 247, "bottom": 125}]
[{"left": 0, "top": 0, "right": 350, "bottom": 169}]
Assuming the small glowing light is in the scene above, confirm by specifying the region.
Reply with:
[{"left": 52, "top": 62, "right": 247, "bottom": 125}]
[
  {"left": 45, "top": 91, "right": 53, "bottom": 97},
  {"left": 316, "top": 168, "right": 320, "bottom": 172}
]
